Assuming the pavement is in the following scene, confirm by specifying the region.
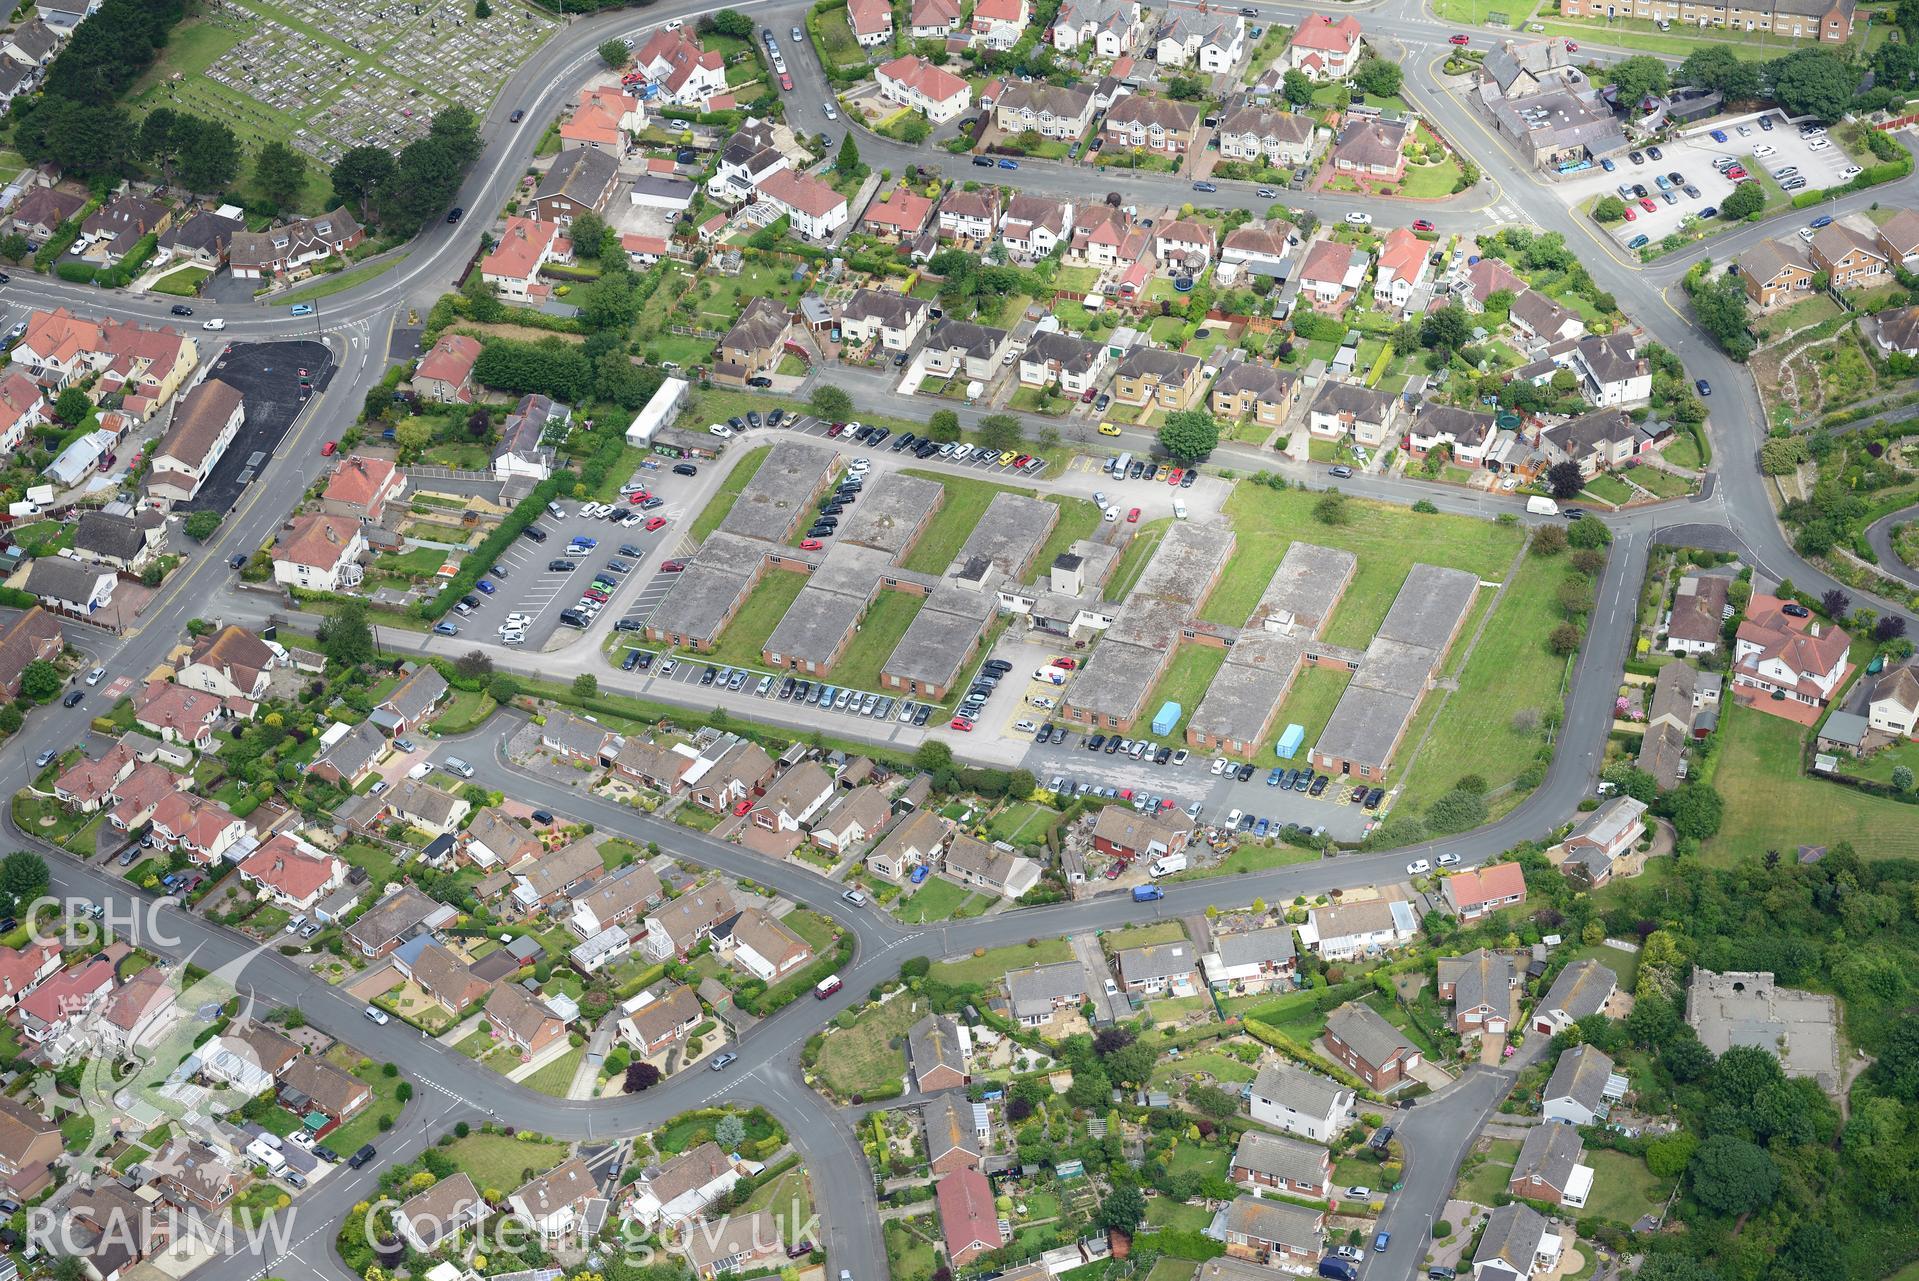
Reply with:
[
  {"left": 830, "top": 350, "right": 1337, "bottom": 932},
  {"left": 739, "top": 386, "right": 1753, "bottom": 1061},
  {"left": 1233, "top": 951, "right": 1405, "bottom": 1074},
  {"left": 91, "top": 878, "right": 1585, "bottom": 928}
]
[{"left": 2, "top": 1, "right": 1915, "bottom": 1280}]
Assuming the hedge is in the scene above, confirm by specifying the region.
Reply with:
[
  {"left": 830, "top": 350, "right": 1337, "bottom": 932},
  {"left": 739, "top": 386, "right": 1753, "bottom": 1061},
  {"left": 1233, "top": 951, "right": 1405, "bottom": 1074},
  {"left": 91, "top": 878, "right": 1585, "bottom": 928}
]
[
  {"left": 1790, "top": 154, "right": 1914, "bottom": 208},
  {"left": 93, "top": 233, "right": 159, "bottom": 290},
  {"left": 1242, "top": 1016, "right": 1380, "bottom": 1101}
]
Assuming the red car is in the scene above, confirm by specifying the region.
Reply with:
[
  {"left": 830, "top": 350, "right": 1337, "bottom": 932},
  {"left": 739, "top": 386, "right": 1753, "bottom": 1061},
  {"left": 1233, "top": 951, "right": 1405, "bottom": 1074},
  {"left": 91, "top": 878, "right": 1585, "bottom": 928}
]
[
  {"left": 1622, "top": 207, "right": 1636, "bottom": 221},
  {"left": 645, "top": 516, "right": 667, "bottom": 531},
  {"left": 1126, "top": 507, "right": 1140, "bottom": 522},
  {"left": 1051, "top": 656, "right": 1078, "bottom": 670},
  {"left": 1726, "top": 167, "right": 1747, "bottom": 180},
  {"left": 800, "top": 538, "right": 823, "bottom": 550},
  {"left": 628, "top": 490, "right": 647, "bottom": 504},
  {"left": 1168, "top": 468, "right": 1183, "bottom": 485},
  {"left": 733, "top": 799, "right": 753, "bottom": 816},
  {"left": 1639, "top": 197, "right": 1657, "bottom": 212},
  {"left": 779, "top": 72, "right": 793, "bottom": 90},
  {"left": 1081, "top": 388, "right": 1096, "bottom": 402},
  {"left": 661, "top": 559, "right": 687, "bottom": 572},
  {"left": 1412, "top": 218, "right": 1434, "bottom": 232},
  {"left": 949, "top": 717, "right": 974, "bottom": 731},
  {"left": 826, "top": 421, "right": 847, "bottom": 437},
  {"left": 1564, "top": 39, "right": 1578, "bottom": 49},
  {"left": 1014, "top": 454, "right": 1032, "bottom": 467},
  {"left": 1104, "top": 860, "right": 1126, "bottom": 879},
  {"left": 1449, "top": 32, "right": 1470, "bottom": 43},
  {"left": 321, "top": 440, "right": 337, "bottom": 456}
]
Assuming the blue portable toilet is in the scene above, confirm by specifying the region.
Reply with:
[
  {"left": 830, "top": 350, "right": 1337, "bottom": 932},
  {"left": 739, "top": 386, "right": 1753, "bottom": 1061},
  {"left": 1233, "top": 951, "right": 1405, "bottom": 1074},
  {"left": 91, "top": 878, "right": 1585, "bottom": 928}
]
[{"left": 1275, "top": 723, "right": 1305, "bottom": 759}]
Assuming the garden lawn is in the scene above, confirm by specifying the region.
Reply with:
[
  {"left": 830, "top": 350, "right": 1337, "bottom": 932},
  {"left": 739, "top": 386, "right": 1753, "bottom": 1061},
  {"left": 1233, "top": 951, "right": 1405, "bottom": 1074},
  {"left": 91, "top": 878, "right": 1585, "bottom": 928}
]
[
  {"left": 431, "top": 689, "right": 496, "bottom": 734},
  {"left": 831, "top": 591, "right": 923, "bottom": 691},
  {"left": 742, "top": 1165, "right": 813, "bottom": 1227},
  {"left": 1558, "top": 941, "right": 1642, "bottom": 992},
  {"left": 933, "top": 940, "right": 1073, "bottom": 988},
  {"left": 446, "top": 1132, "right": 565, "bottom": 1193},
  {"left": 900, "top": 470, "right": 1041, "bottom": 574},
  {"left": 886, "top": 1219, "right": 941, "bottom": 1281},
  {"left": 521, "top": 1047, "right": 583, "bottom": 1096},
  {"left": 1145, "top": 1201, "right": 1214, "bottom": 1234},
  {"left": 1030, "top": 497, "right": 1105, "bottom": 584},
  {"left": 814, "top": 994, "right": 925, "bottom": 1098},
  {"left": 895, "top": 876, "right": 975, "bottom": 923},
  {"left": 1456, "top": 1139, "right": 1521, "bottom": 1206},
  {"left": 1166, "top": 842, "right": 1317, "bottom": 880},
  {"left": 690, "top": 445, "right": 772, "bottom": 543},
  {"left": 1204, "top": 486, "right": 1522, "bottom": 645},
  {"left": 1108, "top": 518, "right": 1172, "bottom": 600},
  {"left": 1630, "top": 467, "right": 1693, "bottom": 499},
  {"left": 1580, "top": 473, "right": 1635, "bottom": 507},
  {"left": 680, "top": 572, "right": 807, "bottom": 671},
  {"left": 1127, "top": 644, "right": 1228, "bottom": 745},
  {"left": 1578, "top": 1149, "right": 1670, "bottom": 1225},
  {"left": 1105, "top": 921, "right": 1188, "bottom": 949},
  {"left": 320, "top": 1061, "right": 408, "bottom": 1155},
  {"left": 1394, "top": 546, "right": 1564, "bottom": 809},
  {"left": 987, "top": 802, "right": 1060, "bottom": 844},
  {"left": 1269, "top": 666, "right": 1352, "bottom": 755},
  {"left": 1708, "top": 700, "right": 1919, "bottom": 861}
]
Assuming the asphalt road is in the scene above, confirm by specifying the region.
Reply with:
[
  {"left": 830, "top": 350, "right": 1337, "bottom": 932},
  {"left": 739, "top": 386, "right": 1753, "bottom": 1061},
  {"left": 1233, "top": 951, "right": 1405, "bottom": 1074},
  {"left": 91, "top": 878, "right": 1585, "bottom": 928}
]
[{"left": 4, "top": 0, "right": 1912, "bottom": 1278}]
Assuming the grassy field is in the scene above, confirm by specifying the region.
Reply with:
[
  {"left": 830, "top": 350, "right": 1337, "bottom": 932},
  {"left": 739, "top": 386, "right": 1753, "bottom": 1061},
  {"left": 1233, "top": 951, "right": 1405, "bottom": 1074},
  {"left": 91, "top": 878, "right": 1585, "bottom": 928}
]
[
  {"left": 1457, "top": 1139, "right": 1521, "bottom": 1206},
  {"left": 895, "top": 876, "right": 978, "bottom": 923},
  {"left": 1166, "top": 841, "right": 1318, "bottom": 880},
  {"left": 933, "top": 940, "right": 1074, "bottom": 988},
  {"left": 322, "top": 1059, "right": 408, "bottom": 1154},
  {"left": 1030, "top": 497, "right": 1105, "bottom": 584},
  {"left": 1205, "top": 486, "right": 1523, "bottom": 646},
  {"left": 690, "top": 445, "right": 772, "bottom": 543},
  {"left": 1104, "top": 921, "right": 1188, "bottom": 949},
  {"left": 1109, "top": 518, "right": 1172, "bottom": 599},
  {"left": 1579, "top": 1149, "right": 1671, "bottom": 1225},
  {"left": 681, "top": 571, "right": 806, "bottom": 671},
  {"left": 1708, "top": 700, "right": 1919, "bottom": 861},
  {"left": 741, "top": 1165, "right": 813, "bottom": 1231},
  {"left": 1269, "top": 666, "right": 1353, "bottom": 758},
  {"left": 1395, "top": 544, "right": 1562, "bottom": 810},
  {"left": 886, "top": 1219, "right": 941, "bottom": 1281},
  {"left": 1128, "top": 644, "right": 1229, "bottom": 745},
  {"left": 899, "top": 470, "right": 1040, "bottom": 574},
  {"left": 831, "top": 590, "right": 923, "bottom": 691},
  {"left": 814, "top": 994, "right": 926, "bottom": 1097},
  {"left": 446, "top": 1133, "right": 564, "bottom": 1193}
]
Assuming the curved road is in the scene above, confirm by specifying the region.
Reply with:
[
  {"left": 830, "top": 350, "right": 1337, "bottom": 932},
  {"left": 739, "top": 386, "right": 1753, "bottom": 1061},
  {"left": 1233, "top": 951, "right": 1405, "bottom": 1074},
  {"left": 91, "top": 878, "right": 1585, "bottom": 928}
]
[{"left": 5, "top": 1, "right": 1912, "bottom": 1280}]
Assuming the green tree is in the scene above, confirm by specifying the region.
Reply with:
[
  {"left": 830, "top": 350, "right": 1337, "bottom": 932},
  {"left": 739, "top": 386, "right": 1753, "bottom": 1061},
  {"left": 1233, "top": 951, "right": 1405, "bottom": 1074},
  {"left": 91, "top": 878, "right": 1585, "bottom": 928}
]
[
  {"left": 1607, "top": 55, "right": 1670, "bottom": 106},
  {"left": 318, "top": 601, "right": 376, "bottom": 667},
  {"left": 1314, "top": 490, "right": 1348, "bottom": 526},
  {"left": 474, "top": 0, "right": 490, "bottom": 15},
  {"left": 1158, "top": 409, "right": 1218, "bottom": 462},
  {"left": 1010, "top": 768, "right": 1036, "bottom": 798},
  {"left": 1719, "top": 180, "right": 1764, "bottom": 220},
  {"left": 1425, "top": 788, "right": 1488, "bottom": 834},
  {"left": 1592, "top": 195, "right": 1628, "bottom": 223},
  {"left": 1645, "top": 1133, "right": 1698, "bottom": 1179},
  {"left": 810, "top": 385, "right": 853, "bottom": 420},
  {"left": 835, "top": 132, "right": 863, "bottom": 178},
  {"left": 1769, "top": 47, "right": 1855, "bottom": 121},
  {"left": 1689, "top": 1134, "right": 1779, "bottom": 1215},
  {"left": 978, "top": 414, "right": 1022, "bottom": 452},
  {"left": 1419, "top": 304, "right": 1470, "bottom": 352},
  {"left": 254, "top": 141, "right": 308, "bottom": 211},
  {"left": 1095, "top": 1185, "right": 1146, "bottom": 1234},
  {"left": 709, "top": 9, "right": 754, "bottom": 38},
  {"left": 1661, "top": 782, "right": 1724, "bottom": 841},
  {"left": 1353, "top": 57, "right": 1402, "bottom": 98},
  {"left": 1282, "top": 68, "right": 1314, "bottom": 106},
  {"left": 331, "top": 147, "right": 396, "bottom": 222},
  {"left": 53, "top": 387, "right": 91, "bottom": 426},
  {"left": 0, "top": 232, "right": 28, "bottom": 264},
  {"left": 184, "top": 510, "right": 224, "bottom": 541},
  {"left": 1165, "top": 75, "right": 1207, "bottom": 100},
  {"left": 571, "top": 211, "right": 608, "bottom": 260},
  {"left": 914, "top": 740, "right": 953, "bottom": 774},
  {"left": 175, "top": 115, "right": 240, "bottom": 192},
  {"left": 1894, "top": 765, "right": 1914, "bottom": 791},
  {"left": 715, "top": 1112, "right": 747, "bottom": 1149},
  {"left": 1678, "top": 45, "right": 1761, "bottom": 99},
  {"left": 599, "top": 37, "right": 630, "bottom": 68},
  {"left": 926, "top": 409, "right": 961, "bottom": 442},
  {"left": 573, "top": 673, "right": 599, "bottom": 699},
  {"left": 19, "top": 660, "right": 61, "bottom": 701}
]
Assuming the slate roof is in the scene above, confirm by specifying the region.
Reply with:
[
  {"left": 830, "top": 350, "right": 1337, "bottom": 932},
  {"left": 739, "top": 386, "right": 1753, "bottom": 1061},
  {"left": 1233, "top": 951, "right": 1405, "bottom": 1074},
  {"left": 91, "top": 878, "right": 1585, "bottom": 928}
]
[
  {"left": 1539, "top": 958, "right": 1616, "bottom": 1023},
  {"left": 1231, "top": 1130, "right": 1327, "bottom": 1186}
]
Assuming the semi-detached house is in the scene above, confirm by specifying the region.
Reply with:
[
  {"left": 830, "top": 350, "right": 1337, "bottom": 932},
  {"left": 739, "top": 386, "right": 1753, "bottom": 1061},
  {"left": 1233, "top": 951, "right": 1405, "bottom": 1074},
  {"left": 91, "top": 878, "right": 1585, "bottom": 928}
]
[
  {"left": 641, "top": 883, "right": 738, "bottom": 961},
  {"left": 839, "top": 288, "right": 931, "bottom": 352},
  {"left": 1102, "top": 95, "right": 1202, "bottom": 155},
  {"left": 1217, "top": 106, "right": 1318, "bottom": 167},
  {"left": 875, "top": 55, "right": 972, "bottom": 123},
  {"left": 995, "top": 82, "right": 1095, "bottom": 140}
]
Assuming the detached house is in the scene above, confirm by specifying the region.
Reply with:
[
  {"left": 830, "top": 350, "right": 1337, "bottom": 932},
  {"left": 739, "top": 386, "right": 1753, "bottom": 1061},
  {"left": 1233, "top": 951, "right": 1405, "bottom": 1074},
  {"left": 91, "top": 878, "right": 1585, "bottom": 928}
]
[
  {"left": 1405, "top": 403, "right": 1497, "bottom": 466},
  {"left": 1440, "top": 861, "right": 1527, "bottom": 921},
  {"left": 1543, "top": 1044, "right": 1623, "bottom": 1126},
  {"left": 1053, "top": 0, "right": 1141, "bottom": 56},
  {"left": 921, "top": 319, "right": 1009, "bottom": 381},
  {"left": 414, "top": 334, "right": 483, "bottom": 405},
  {"left": 1201, "top": 925, "right": 1298, "bottom": 993},
  {"left": 1329, "top": 116, "right": 1409, "bottom": 185},
  {"left": 146, "top": 377, "right": 245, "bottom": 506},
  {"left": 1218, "top": 107, "right": 1317, "bottom": 168},
  {"left": 1211, "top": 359, "right": 1298, "bottom": 427},
  {"left": 714, "top": 296, "right": 792, "bottom": 385},
  {"left": 1323, "top": 1000, "right": 1422, "bottom": 1088},
  {"left": 486, "top": 984, "right": 568, "bottom": 1059},
  {"left": 1248, "top": 1061, "right": 1352, "bottom": 1143},
  {"left": 1006, "top": 961, "right": 1087, "bottom": 1028},
  {"left": 640, "top": 883, "right": 739, "bottom": 961},
  {"left": 481, "top": 218, "right": 571, "bottom": 302},
  {"left": 908, "top": 1012, "right": 970, "bottom": 1091},
  {"left": 619, "top": 982, "right": 704, "bottom": 1056},
  {"left": 922, "top": 1092, "right": 983, "bottom": 1174},
  {"left": 1289, "top": 14, "right": 1362, "bottom": 78},
  {"left": 942, "top": 833, "right": 1041, "bottom": 898},
  {"left": 1020, "top": 330, "right": 1108, "bottom": 395},
  {"left": 510, "top": 1158, "right": 599, "bottom": 1243},
  {"left": 1471, "top": 1203, "right": 1559, "bottom": 1281},
  {"left": 1373, "top": 227, "right": 1430, "bottom": 315},
  {"left": 626, "top": 1140, "right": 740, "bottom": 1231},
  {"left": 1732, "top": 593, "right": 1851, "bottom": 712},
  {"left": 1869, "top": 663, "right": 1919, "bottom": 739},
  {"left": 847, "top": 0, "right": 893, "bottom": 45},
  {"left": 1297, "top": 238, "right": 1366, "bottom": 308},
  {"left": 1001, "top": 195, "right": 1072, "bottom": 259},
  {"left": 756, "top": 169, "right": 849, "bottom": 241},
  {"left": 1560, "top": 796, "right": 1648, "bottom": 887},
  {"left": 1509, "top": 289, "right": 1585, "bottom": 345},
  {"left": 1156, "top": 5, "right": 1245, "bottom": 71},
  {"left": 839, "top": 288, "right": 932, "bottom": 353},
  {"left": 225, "top": 209, "right": 364, "bottom": 280},
  {"left": 1102, "top": 95, "right": 1202, "bottom": 155},
  {"left": 397, "top": 1173, "right": 486, "bottom": 1252},
  {"left": 1309, "top": 380, "right": 1397, "bottom": 448},
  {"left": 270, "top": 514, "right": 366, "bottom": 593},
  {"left": 236, "top": 836, "right": 347, "bottom": 914},
  {"left": 1113, "top": 348, "right": 1204, "bottom": 411},
  {"left": 1436, "top": 947, "right": 1515, "bottom": 1035},
  {"left": 1532, "top": 958, "right": 1617, "bottom": 1035},
  {"left": 938, "top": 189, "right": 999, "bottom": 248},
  {"left": 1874, "top": 208, "right": 1919, "bottom": 270},
  {"left": 1304, "top": 898, "right": 1417, "bottom": 960},
  {"left": 1230, "top": 1130, "right": 1331, "bottom": 1198},
  {"left": 1539, "top": 407, "right": 1639, "bottom": 478},
  {"left": 996, "top": 82, "right": 1096, "bottom": 140},
  {"left": 1808, "top": 219, "right": 1890, "bottom": 290},
  {"left": 1509, "top": 1123, "right": 1592, "bottom": 1208},
  {"left": 716, "top": 907, "right": 813, "bottom": 982},
  {"left": 1734, "top": 238, "right": 1814, "bottom": 309},
  {"left": 321, "top": 455, "right": 406, "bottom": 524},
  {"left": 910, "top": 0, "right": 961, "bottom": 37},
  {"left": 1116, "top": 942, "right": 1200, "bottom": 996},
  {"left": 73, "top": 509, "right": 165, "bottom": 575},
  {"left": 1221, "top": 1198, "right": 1323, "bottom": 1265},
  {"left": 535, "top": 144, "right": 620, "bottom": 225}
]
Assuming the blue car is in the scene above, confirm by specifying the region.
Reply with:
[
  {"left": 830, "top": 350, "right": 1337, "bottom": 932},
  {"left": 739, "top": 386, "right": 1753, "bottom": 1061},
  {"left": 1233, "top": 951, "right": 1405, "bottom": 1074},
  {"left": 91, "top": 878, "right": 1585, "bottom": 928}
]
[
  {"left": 432, "top": 622, "right": 459, "bottom": 636},
  {"left": 475, "top": 579, "right": 496, "bottom": 594},
  {"left": 911, "top": 865, "right": 930, "bottom": 883},
  {"left": 1192, "top": 180, "right": 1218, "bottom": 193},
  {"left": 1254, "top": 817, "right": 1270, "bottom": 837},
  {"left": 290, "top": 303, "right": 315, "bottom": 316},
  {"left": 1696, "top": 378, "right": 1711, "bottom": 396},
  {"left": 998, "top": 158, "right": 1019, "bottom": 169},
  {"left": 1374, "top": 1234, "right": 1390, "bottom": 1253},
  {"left": 1709, "top": 128, "right": 1728, "bottom": 142},
  {"left": 1811, "top": 214, "right": 1834, "bottom": 228},
  {"left": 571, "top": 537, "right": 598, "bottom": 549},
  {"left": 1267, "top": 768, "right": 1284, "bottom": 786},
  {"left": 1600, "top": 157, "right": 1615, "bottom": 171}
]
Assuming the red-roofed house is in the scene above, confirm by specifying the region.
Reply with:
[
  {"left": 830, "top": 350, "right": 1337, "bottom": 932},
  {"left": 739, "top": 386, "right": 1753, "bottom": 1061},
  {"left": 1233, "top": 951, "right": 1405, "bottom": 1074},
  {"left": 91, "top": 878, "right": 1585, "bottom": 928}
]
[
  {"left": 134, "top": 681, "right": 234, "bottom": 750},
  {"left": 911, "top": 0, "right": 961, "bottom": 37},
  {"left": 1733, "top": 594, "right": 1851, "bottom": 717},
  {"left": 54, "top": 742, "right": 135, "bottom": 812},
  {"left": 1289, "top": 15, "right": 1362, "bottom": 79},
  {"left": 562, "top": 87, "right": 645, "bottom": 149},
  {"left": 1298, "top": 238, "right": 1366, "bottom": 308},
  {"left": 862, "top": 188, "right": 937, "bottom": 242},
  {"left": 755, "top": 170, "right": 849, "bottom": 241},
  {"left": 1440, "top": 862, "right": 1528, "bottom": 921},
  {"left": 481, "top": 218, "right": 572, "bottom": 302},
  {"left": 848, "top": 0, "right": 893, "bottom": 44},
  {"left": 414, "top": 335, "right": 483, "bottom": 404},
  {"left": 238, "top": 835, "right": 348, "bottom": 913},
  {"left": 971, "top": 0, "right": 1030, "bottom": 45},
  {"left": 107, "top": 761, "right": 186, "bottom": 832},
  {"left": 0, "top": 941, "right": 61, "bottom": 1014},
  {"left": 321, "top": 456, "right": 406, "bottom": 524},
  {"left": 12, "top": 953, "right": 112, "bottom": 1045},
  {"left": 935, "top": 1168, "right": 1006, "bottom": 1266},
  {"left": 0, "top": 371, "right": 45, "bottom": 451},
  {"left": 150, "top": 792, "right": 248, "bottom": 863},
  {"left": 12, "top": 309, "right": 196, "bottom": 411},
  {"left": 621, "top": 233, "right": 672, "bottom": 267},
  {"left": 634, "top": 28, "right": 728, "bottom": 105},
  {"left": 1374, "top": 227, "right": 1429, "bottom": 315},
  {"left": 876, "top": 55, "right": 973, "bottom": 123},
  {"left": 271, "top": 514, "right": 368, "bottom": 593}
]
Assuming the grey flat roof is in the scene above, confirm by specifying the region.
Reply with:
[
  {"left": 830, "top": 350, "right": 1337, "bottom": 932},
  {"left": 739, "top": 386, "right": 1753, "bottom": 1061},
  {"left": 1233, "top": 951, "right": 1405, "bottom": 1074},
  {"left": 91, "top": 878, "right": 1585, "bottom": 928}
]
[
  {"left": 718, "top": 441, "right": 839, "bottom": 544},
  {"left": 1063, "top": 639, "right": 1166, "bottom": 723},
  {"left": 1250, "top": 542, "right": 1357, "bottom": 634},
  {"left": 951, "top": 491, "right": 1058, "bottom": 578},
  {"left": 839, "top": 473, "right": 944, "bottom": 557},
  {"left": 882, "top": 596, "right": 976, "bottom": 689},
  {"left": 1188, "top": 653, "right": 1298, "bottom": 745},
  {"left": 648, "top": 561, "right": 759, "bottom": 643},
  {"left": 1312, "top": 683, "right": 1417, "bottom": 768},
  {"left": 1128, "top": 520, "right": 1235, "bottom": 608},
  {"left": 1376, "top": 563, "right": 1479, "bottom": 647},
  {"left": 1352, "top": 635, "right": 1441, "bottom": 698},
  {"left": 764, "top": 585, "right": 864, "bottom": 666},
  {"left": 807, "top": 541, "right": 898, "bottom": 601},
  {"left": 1103, "top": 594, "right": 1190, "bottom": 653}
]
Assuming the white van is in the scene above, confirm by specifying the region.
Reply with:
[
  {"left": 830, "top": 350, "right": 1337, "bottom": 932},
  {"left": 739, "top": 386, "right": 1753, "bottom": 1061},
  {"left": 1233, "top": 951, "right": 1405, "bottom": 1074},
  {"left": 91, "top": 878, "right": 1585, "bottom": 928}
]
[
  {"left": 442, "top": 756, "right": 476, "bottom": 779},
  {"left": 1150, "top": 852, "right": 1188, "bottom": 877},
  {"left": 1526, "top": 495, "right": 1559, "bottom": 516}
]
